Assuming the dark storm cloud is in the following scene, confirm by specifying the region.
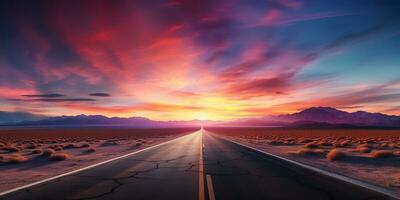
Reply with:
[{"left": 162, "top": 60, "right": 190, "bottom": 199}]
[
  {"left": 21, "top": 93, "right": 64, "bottom": 98},
  {"left": 89, "top": 93, "right": 111, "bottom": 97},
  {"left": 9, "top": 98, "right": 96, "bottom": 102}
]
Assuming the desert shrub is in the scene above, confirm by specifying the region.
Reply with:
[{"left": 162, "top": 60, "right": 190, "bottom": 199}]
[
  {"left": 304, "top": 142, "right": 319, "bottom": 149},
  {"left": 85, "top": 147, "right": 96, "bottom": 153},
  {"left": 7, "top": 154, "right": 27, "bottom": 164},
  {"left": 339, "top": 141, "right": 350, "bottom": 147},
  {"left": 295, "top": 149, "right": 325, "bottom": 156},
  {"left": 101, "top": 141, "right": 119, "bottom": 146},
  {"left": 50, "top": 153, "right": 70, "bottom": 161},
  {"left": 25, "top": 144, "right": 37, "bottom": 149},
  {"left": 380, "top": 143, "right": 389, "bottom": 148},
  {"left": 283, "top": 141, "right": 295, "bottom": 145},
  {"left": 356, "top": 147, "right": 371, "bottom": 153},
  {"left": 80, "top": 143, "right": 90, "bottom": 148},
  {"left": 370, "top": 150, "right": 395, "bottom": 158},
  {"left": 319, "top": 142, "right": 332, "bottom": 147},
  {"left": 268, "top": 140, "right": 283, "bottom": 145},
  {"left": 42, "top": 149, "right": 55, "bottom": 157},
  {"left": 357, "top": 143, "right": 372, "bottom": 148},
  {"left": 1, "top": 146, "right": 20, "bottom": 153},
  {"left": 326, "top": 149, "right": 346, "bottom": 161},
  {"left": 63, "top": 143, "right": 75, "bottom": 149},
  {"left": 53, "top": 147, "right": 63, "bottom": 151},
  {"left": 299, "top": 139, "right": 313, "bottom": 144},
  {"left": 333, "top": 142, "right": 345, "bottom": 148},
  {"left": 32, "top": 149, "right": 43, "bottom": 154},
  {"left": 135, "top": 143, "right": 142, "bottom": 147},
  {"left": 332, "top": 142, "right": 350, "bottom": 148}
]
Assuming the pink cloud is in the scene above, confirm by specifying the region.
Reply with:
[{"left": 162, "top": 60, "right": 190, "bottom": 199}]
[
  {"left": 278, "top": 0, "right": 303, "bottom": 9},
  {"left": 257, "top": 9, "right": 282, "bottom": 26},
  {"left": 0, "top": 87, "right": 37, "bottom": 98}
]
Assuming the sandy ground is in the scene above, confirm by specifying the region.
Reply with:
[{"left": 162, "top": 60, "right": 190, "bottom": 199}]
[
  {"left": 228, "top": 136, "right": 400, "bottom": 197},
  {"left": 0, "top": 133, "right": 185, "bottom": 192}
]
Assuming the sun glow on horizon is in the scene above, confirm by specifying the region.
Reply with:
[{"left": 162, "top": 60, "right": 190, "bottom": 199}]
[{"left": 195, "top": 113, "right": 210, "bottom": 121}]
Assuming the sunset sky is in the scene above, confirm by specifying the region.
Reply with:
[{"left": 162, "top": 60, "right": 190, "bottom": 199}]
[{"left": 0, "top": 0, "right": 400, "bottom": 120}]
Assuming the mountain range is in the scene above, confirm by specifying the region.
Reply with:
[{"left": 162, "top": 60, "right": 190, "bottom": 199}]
[
  {"left": 1, "top": 107, "right": 399, "bottom": 128},
  {"left": 0, "top": 114, "right": 215, "bottom": 127},
  {"left": 217, "top": 107, "right": 400, "bottom": 128},
  {"left": 0, "top": 111, "right": 46, "bottom": 124}
]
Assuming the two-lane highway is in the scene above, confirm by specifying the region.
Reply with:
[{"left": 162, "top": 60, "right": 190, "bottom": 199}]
[{"left": 1, "top": 128, "right": 396, "bottom": 200}]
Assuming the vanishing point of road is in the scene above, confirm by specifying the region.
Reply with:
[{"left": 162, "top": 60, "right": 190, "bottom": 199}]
[{"left": 1, "top": 128, "right": 396, "bottom": 200}]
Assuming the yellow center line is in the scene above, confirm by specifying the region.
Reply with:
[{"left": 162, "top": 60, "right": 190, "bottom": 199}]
[
  {"left": 206, "top": 175, "right": 216, "bottom": 200},
  {"left": 198, "top": 129, "right": 205, "bottom": 200}
]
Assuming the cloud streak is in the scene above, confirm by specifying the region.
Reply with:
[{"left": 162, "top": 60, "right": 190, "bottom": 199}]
[
  {"left": 9, "top": 98, "right": 96, "bottom": 102},
  {"left": 89, "top": 93, "right": 111, "bottom": 97},
  {"left": 21, "top": 93, "right": 65, "bottom": 98}
]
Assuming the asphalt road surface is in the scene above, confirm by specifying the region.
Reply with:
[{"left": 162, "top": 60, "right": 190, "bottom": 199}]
[{"left": 1, "top": 128, "right": 396, "bottom": 200}]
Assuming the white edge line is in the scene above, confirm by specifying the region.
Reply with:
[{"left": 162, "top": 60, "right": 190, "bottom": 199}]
[
  {"left": 198, "top": 129, "right": 205, "bottom": 200},
  {"left": 207, "top": 131, "right": 399, "bottom": 200},
  {"left": 0, "top": 130, "right": 200, "bottom": 197},
  {"left": 206, "top": 174, "right": 216, "bottom": 200}
]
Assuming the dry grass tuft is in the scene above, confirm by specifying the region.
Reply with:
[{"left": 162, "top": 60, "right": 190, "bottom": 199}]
[
  {"left": 380, "top": 143, "right": 389, "bottom": 148},
  {"left": 101, "top": 141, "right": 119, "bottom": 146},
  {"left": 80, "top": 143, "right": 90, "bottom": 148},
  {"left": 357, "top": 144, "right": 372, "bottom": 149},
  {"left": 295, "top": 149, "right": 325, "bottom": 156},
  {"left": 135, "top": 143, "right": 142, "bottom": 147},
  {"left": 7, "top": 154, "right": 27, "bottom": 164},
  {"left": 356, "top": 147, "right": 371, "bottom": 153},
  {"left": 319, "top": 141, "right": 332, "bottom": 147},
  {"left": 333, "top": 141, "right": 350, "bottom": 148},
  {"left": 53, "top": 147, "right": 63, "bottom": 151},
  {"left": 42, "top": 149, "right": 55, "bottom": 157},
  {"left": 50, "top": 153, "right": 70, "bottom": 161},
  {"left": 304, "top": 142, "right": 319, "bottom": 149},
  {"left": 63, "top": 143, "right": 75, "bottom": 149},
  {"left": 25, "top": 144, "right": 37, "bottom": 149},
  {"left": 299, "top": 139, "right": 313, "bottom": 144},
  {"left": 1, "top": 146, "right": 20, "bottom": 153},
  {"left": 85, "top": 147, "right": 96, "bottom": 153},
  {"left": 326, "top": 149, "right": 346, "bottom": 161},
  {"left": 370, "top": 150, "right": 395, "bottom": 158},
  {"left": 32, "top": 149, "right": 43, "bottom": 154},
  {"left": 268, "top": 140, "right": 283, "bottom": 145}
]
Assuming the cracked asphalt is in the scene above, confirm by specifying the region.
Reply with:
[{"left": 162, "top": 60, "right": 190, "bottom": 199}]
[
  {"left": 2, "top": 131, "right": 201, "bottom": 200},
  {"left": 1, "top": 128, "right": 396, "bottom": 200},
  {"left": 202, "top": 131, "right": 394, "bottom": 200}
]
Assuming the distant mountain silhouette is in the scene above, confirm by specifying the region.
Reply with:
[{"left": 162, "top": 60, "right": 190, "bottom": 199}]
[
  {"left": 0, "top": 111, "right": 46, "bottom": 124},
  {"left": 1, "top": 107, "right": 399, "bottom": 128},
  {"left": 277, "top": 107, "right": 400, "bottom": 127},
  {"left": 1, "top": 114, "right": 217, "bottom": 127},
  {"left": 220, "top": 107, "right": 400, "bottom": 128}
]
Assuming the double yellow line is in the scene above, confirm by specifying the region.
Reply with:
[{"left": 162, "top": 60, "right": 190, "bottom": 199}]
[{"left": 198, "top": 129, "right": 216, "bottom": 200}]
